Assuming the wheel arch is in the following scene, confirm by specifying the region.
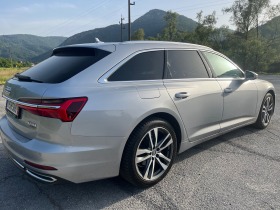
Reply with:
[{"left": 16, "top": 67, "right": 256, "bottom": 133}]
[
  {"left": 267, "top": 89, "right": 276, "bottom": 115},
  {"left": 119, "top": 112, "right": 184, "bottom": 186},
  {"left": 124, "top": 112, "right": 184, "bottom": 155},
  {"left": 143, "top": 112, "right": 182, "bottom": 153},
  {"left": 267, "top": 89, "right": 275, "bottom": 103}
]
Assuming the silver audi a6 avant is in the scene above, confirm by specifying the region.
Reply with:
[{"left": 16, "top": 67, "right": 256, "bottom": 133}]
[{"left": 0, "top": 41, "right": 275, "bottom": 187}]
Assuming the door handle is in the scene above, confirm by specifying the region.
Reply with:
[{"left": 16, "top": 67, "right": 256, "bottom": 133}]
[
  {"left": 224, "top": 88, "right": 233, "bottom": 93},
  {"left": 175, "top": 92, "right": 189, "bottom": 99}
]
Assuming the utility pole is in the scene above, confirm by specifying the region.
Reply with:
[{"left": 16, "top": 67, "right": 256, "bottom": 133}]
[
  {"left": 119, "top": 15, "right": 125, "bottom": 42},
  {"left": 9, "top": 48, "right": 12, "bottom": 68},
  {"left": 256, "top": 13, "right": 259, "bottom": 38},
  {"left": 128, "top": 0, "right": 135, "bottom": 41}
]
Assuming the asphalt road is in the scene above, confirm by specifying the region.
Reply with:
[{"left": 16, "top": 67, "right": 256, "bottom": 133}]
[{"left": 0, "top": 75, "right": 279, "bottom": 210}]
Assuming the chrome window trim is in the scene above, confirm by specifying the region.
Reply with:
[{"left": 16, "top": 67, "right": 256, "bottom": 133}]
[
  {"left": 163, "top": 78, "right": 218, "bottom": 82},
  {"left": 98, "top": 48, "right": 208, "bottom": 84}
]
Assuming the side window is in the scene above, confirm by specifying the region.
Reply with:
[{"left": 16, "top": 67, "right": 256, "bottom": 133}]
[
  {"left": 203, "top": 52, "right": 244, "bottom": 78},
  {"left": 108, "top": 51, "right": 164, "bottom": 81},
  {"left": 165, "top": 50, "right": 209, "bottom": 79}
]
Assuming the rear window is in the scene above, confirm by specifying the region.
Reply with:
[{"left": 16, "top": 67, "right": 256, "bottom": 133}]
[{"left": 20, "top": 47, "right": 110, "bottom": 83}]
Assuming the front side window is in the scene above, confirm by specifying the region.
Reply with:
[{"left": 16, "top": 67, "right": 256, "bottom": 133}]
[
  {"left": 203, "top": 52, "right": 244, "bottom": 78},
  {"left": 108, "top": 51, "right": 164, "bottom": 81},
  {"left": 165, "top": 50, "right": 209, "bottom": 79}
]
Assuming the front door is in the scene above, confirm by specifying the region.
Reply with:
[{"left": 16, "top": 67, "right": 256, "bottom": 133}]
[
  {"left": 202, "top": 51, "right": 258, "bottom": 131},
  {"left": 164, "top": 50, "right": 223, "bottom": 142}
]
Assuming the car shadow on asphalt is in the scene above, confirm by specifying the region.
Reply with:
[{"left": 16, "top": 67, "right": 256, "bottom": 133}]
[
  {"left": 0, "top": 125, "right": 271, "bottom": 209},
  {"left": 174, "top": 125, "right": 260, "bottom": 163}
]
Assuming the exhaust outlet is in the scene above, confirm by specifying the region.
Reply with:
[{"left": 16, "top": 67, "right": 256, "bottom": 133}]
[
  {"left": 26, "top": 170, "right": 57, "bottom": 183},
  {"left": 12, "top": 158, "right": 57, "bottom": 183}
]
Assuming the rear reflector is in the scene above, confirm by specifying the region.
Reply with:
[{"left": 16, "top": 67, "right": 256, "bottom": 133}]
[
  {"left": 18, "top": 97, "right": 87, "bottom": 122},
  {"left": 24, "top": 160, "right": 57, "bottom": 171}
]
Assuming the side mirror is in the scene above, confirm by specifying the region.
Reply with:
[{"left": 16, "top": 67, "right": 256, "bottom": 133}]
[{"left": 245, "top": 70, "right": 258, "bottom": 80}]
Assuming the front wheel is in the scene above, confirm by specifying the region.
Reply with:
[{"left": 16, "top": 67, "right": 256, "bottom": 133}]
[
  {"left": 120, "top": 118, "right": 177, "bottom": 187},
  {"left": 254, "top": 92, "right": 275, "bottom": 129}
]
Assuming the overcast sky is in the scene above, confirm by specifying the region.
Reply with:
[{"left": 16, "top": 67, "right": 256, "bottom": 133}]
[{"left": 0, "top": 0, "right": 279, "bottom": 37}]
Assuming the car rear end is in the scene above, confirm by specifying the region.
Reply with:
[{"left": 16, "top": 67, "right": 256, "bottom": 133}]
[{"left": 0, "top": 44, "right": 124, "bottom": 183}]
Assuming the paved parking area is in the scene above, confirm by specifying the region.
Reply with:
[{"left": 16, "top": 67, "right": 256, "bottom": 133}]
[{"left": 0, "top": 75, "right": 279, "bottom": 210}]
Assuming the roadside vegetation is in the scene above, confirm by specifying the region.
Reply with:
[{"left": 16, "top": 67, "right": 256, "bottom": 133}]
[
  {"left": 0, "top": 0, "right": 279, "bottom": 86},
  {"left": 0, "top": 57, "right": 31, "bottom": 84},
  {"left": 0, "top": 68, "right": 27, "bottom": 85},
  {"left": 133, "top": 0, "right": 280, "bottom": 73}
]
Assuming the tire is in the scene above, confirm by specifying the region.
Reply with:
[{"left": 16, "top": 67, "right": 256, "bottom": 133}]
[
  {"left": 254, "top": 92, "right": 275, "bottom": 129},
  {"left": 120, "top": 118, "right": 177, "bottom": 187}
]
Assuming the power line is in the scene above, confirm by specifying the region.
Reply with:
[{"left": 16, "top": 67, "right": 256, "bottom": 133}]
[
  {"left": 39, "top": 0, "right": 111, "bottom": 36},
  {"left": 63, "top": 4, "right": 127, "bottom": 36},
  {"left": 111, "top": 0, "right": 233, "bottom": 26},
  {"left": 41, "top": 0, "right": 233, "bottom": 37}
]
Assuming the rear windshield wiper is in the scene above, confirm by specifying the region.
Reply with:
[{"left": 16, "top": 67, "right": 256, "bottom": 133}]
[{"left": 14, "top": 73, "right": 43, "bottom": 83}]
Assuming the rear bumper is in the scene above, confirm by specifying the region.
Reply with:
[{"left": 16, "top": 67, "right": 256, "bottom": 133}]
[{"left": 0, "top": 116, "right": 126, "bottom": 183}]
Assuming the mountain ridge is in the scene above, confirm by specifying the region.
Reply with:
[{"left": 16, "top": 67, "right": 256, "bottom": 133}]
[
  {"left": 60, "top": 9, "right": 198, "bottom": 46},
  {"left": 0, "top": 34, "right": 66, "bottom": 62},
  {"left": 0, "top": 9, "right": 279, "bottom": 64}
]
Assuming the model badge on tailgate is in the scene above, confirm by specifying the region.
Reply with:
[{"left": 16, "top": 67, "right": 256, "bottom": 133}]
[{"left": 27, "top": 121, "right": 37, "bottom": 128}]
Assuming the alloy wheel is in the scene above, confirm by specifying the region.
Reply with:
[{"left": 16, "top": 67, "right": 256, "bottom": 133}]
[
  {"left": 261, "top": 95, "right": 274, "bottom": 126},
  {"left": 135, "top": 127, "right": 174, "bottom": 181}
]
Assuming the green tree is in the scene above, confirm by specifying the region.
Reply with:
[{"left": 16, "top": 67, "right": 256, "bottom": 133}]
[
  {"left": 223, "top": 0, "right": 280, "bottom": 71},
  {"left": 182, "top": 10, "right": 227, "bottom": 51},
  {"left": 0, "top": 57, "right": 11, "bottom": 68},
  {"left": 161, "top": 11, "right": 178, "bottom": 41},
  {"left": 193, "top": 11, "right": 217, "bottom": 45},
  {"left": 0, "top": 57, "right": 32, "bottom": 68},
  {"left": 131, "top": 28, "right": 145, "bottom": 40},
  {"left": 224, "top": 0, "right": 270, "bottom": 40}
]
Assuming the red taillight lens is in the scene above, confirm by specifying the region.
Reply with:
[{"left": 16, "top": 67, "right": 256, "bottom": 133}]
[{"left": 18, "top": 97, "right": 87, "bottom": 122}]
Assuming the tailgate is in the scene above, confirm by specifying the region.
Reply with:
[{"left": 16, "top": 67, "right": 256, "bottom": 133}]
[{"left": 3, "top": 78, "right": 52, "bottom": 139}]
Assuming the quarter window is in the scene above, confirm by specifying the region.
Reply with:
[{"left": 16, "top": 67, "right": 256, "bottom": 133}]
[
  {"left": 165, "top": 50, "right": 209, "bottom": 79},
  {"left": 108, "top": 51, "right": 164, "bottom": 81},
  {"left": 203, "top": 52, "right": 244, "bottom": 78}
]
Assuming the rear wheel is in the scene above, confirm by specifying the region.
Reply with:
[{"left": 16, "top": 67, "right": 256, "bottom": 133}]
[
  {"left": 120, "top": 118, "right": 177, "bottom": 187},
  {"left": 254, "top": 93, "right": 274, "bottom": 129}
]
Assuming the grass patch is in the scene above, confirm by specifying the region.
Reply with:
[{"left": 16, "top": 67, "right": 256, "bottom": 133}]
[
  {"left": 258, "top": 72, "right": 280, "bottom": 75},
  {"left": 0, "top": 68, "right": 28, "bottom": 85}
]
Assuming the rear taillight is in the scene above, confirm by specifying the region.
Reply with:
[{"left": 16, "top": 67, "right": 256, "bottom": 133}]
[{"left": 18, "top": 97, "right": 87, "bottom": 122}]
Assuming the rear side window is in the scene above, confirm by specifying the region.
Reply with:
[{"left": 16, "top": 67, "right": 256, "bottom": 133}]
[
  {"left": 108, "top": 51, "right": 164, "bottom": 81},
  {"left": 165, "top": 50, "right": 209, "bottom": 79},
  {"left": 20, "top": 47, "right": 110, "bottom": 83}
]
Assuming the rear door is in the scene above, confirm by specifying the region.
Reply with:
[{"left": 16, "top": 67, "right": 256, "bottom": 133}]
[
  {"left": 163, "top": 50, "right": 223, "bottom": 142},
  {"left": 202, "top": 51, "right": 258, "bottom": 131}
]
